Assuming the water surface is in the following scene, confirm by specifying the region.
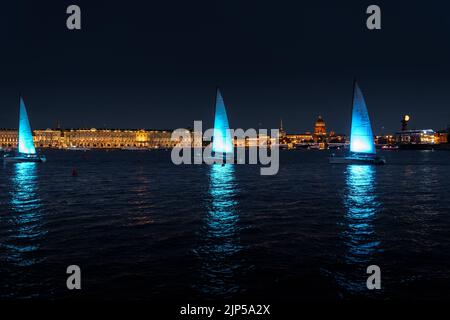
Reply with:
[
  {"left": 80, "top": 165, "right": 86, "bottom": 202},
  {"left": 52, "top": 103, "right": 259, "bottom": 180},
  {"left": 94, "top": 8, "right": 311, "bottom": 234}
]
[{"left": 1, "top": 150, "right": 450, "bottom": 300}]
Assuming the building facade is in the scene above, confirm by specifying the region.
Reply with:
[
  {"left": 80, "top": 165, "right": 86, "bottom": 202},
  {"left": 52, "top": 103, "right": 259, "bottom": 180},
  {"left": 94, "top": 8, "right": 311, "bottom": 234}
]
[
  {"left": 285, "top": 133, "right": 314, "bottom": 144},
  {"left": 0, "top": 128, "right": 177, "bottom": 149},
  {"left": 375, "top": 135, "right": 396, "bottom": 146},
  {"left": 395, "top": 129, "right": 437, "bottom": 145},
  {"left": 436, "top": 132, "right": 448, "bottom": 144},
  {"left": 0, "top": 129, "right": 18, "bottom": 148}
]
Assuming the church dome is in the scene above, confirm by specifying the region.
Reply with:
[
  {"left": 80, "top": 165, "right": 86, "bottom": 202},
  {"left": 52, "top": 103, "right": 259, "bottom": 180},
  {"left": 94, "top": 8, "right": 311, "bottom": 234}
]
[
  {"left": 314, "top": 116, "right": 327, "bottom": 136},
  {"left": 315, "top": 116, "right": 325, "bottom": 125}
]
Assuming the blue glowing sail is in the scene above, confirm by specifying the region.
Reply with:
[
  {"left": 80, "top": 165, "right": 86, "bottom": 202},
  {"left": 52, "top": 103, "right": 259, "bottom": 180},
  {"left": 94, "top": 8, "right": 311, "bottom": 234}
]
[
  {"left": 350, "top": 82, "right": 376, "bottom": 154},
  {"left": 212, "top": 88, "right": 233, "bottom": 154},
  {"left": 18, "top": 97, "right": 36, "bottom": 155}
]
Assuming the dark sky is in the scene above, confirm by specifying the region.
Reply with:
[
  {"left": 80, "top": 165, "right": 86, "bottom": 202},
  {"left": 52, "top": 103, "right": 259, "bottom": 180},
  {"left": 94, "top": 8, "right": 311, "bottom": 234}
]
[{"left": 0, "top": 0, "right": 449, "bottom": 134}]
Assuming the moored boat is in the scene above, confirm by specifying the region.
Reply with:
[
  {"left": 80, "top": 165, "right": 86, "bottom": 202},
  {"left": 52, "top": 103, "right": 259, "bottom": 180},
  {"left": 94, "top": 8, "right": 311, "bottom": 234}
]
[
  {"left": 66, "top": 146, "right": 91, "bottom": 151},
  {"left": 3, "top": 96, "right": 46, "bottom": 163},
  {"left": 329, "top": 80, "right": 385, "bottom": 165},
  {"left": 329, "top": 153, "right": 385, "bottom": 165},
  {"left": 205, "top": 88, "right": 234, "bottom": 164}
]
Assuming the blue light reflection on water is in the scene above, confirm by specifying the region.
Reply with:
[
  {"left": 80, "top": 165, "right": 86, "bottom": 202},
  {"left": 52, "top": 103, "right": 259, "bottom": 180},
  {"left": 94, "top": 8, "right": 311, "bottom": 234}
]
[
  {"left": 1, "top": 150, "right": 449, "bottom": 300},
  {"left": 195, "top": 164, "right": 242, "bottom": 297},
  {"left": 5, "top": 162, "right": 46, "bottom": 266},
  {"left": 339, "top": 165, "right": 382, "bottom": 293}
]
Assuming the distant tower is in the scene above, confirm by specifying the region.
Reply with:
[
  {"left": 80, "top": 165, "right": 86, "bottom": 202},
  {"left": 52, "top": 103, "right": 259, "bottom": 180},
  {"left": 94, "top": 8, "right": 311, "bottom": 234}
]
[
  {"left": 401, "top": 115, "right": 410, "bottom": 131},
  {"left": 279, "top": 118, "right": 286, "bottom": 138}
]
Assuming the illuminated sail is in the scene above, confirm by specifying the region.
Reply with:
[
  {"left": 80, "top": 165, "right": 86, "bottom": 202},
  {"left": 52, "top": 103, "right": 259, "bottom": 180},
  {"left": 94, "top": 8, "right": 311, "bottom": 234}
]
[
  {"left": 18, "top": 97, "right": 36, "bottom": 155},
  {"left": 212, "top": 88, "right": 233, "bottom": 154},
  {"left": 350, "top": 82, "right": 376, "bottom": 154}
]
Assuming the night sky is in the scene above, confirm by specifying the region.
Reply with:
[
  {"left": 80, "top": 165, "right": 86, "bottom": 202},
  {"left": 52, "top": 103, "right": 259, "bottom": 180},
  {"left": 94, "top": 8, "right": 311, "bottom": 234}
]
[{"left": 0, "top": 0, "right": 449, "bottom": 134}]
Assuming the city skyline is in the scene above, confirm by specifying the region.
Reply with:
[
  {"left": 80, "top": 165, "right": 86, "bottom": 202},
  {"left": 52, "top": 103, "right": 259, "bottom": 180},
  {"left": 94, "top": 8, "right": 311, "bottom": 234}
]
[
  {"left": 1, "top": 1, "right": 449, "bottom": 134},
  {"left": 0, "top": 93, "right": 448, "bottom": 136}
]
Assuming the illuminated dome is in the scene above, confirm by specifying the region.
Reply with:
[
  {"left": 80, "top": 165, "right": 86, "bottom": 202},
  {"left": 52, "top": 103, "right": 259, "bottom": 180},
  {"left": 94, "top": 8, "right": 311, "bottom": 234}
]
[{"left": 314, "top": 116, "right": 327, "bottom": 135}]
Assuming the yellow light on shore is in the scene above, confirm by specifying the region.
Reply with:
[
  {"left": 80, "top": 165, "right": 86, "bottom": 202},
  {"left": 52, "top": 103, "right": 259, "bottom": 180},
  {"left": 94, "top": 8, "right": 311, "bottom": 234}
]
[{"left": 404, "top": 115, "right": 410, "bottom": 122}]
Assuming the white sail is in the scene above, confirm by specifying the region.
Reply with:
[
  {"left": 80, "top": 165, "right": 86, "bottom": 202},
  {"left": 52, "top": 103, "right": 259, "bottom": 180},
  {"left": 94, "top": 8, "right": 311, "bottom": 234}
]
[
  {"left": 212, "top": 88, "right": 233, "bottom": 154},
  {"left": 18, "top": 97, "right": 37, "bottom": 155},
  {"left": 349, "top": 82, "right": 376, "bottom": 154}
]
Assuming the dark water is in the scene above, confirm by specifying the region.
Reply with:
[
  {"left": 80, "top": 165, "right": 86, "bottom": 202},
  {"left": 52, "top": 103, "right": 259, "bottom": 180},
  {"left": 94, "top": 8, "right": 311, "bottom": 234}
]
[{"left": 1, "top": 150, "right": 450, "bottom": 300}]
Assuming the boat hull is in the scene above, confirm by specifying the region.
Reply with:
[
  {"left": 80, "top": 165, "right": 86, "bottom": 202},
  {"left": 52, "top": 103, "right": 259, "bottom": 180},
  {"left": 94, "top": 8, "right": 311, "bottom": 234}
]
[
  {"left": 66, "top": 147, "right": 90, "bottom": 151},
  {"left": 3, "top": 154, "right": 46, "bottom": 163},
  {"left": 204, "top": 154, "right": 236, "bottom": 164},
  {"left": 329, "top": 155, "right": 385, "bottom": 165}
]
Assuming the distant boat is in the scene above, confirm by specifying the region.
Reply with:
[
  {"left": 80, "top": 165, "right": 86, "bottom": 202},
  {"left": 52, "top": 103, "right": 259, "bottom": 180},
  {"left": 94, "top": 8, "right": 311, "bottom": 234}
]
[
  {"left": 121, "top": 147, "right": 143, "bottom": 151},
  {"left": 381, "top": 145, "right": 399, "bottom": 150},
  {"left": 329, "top": 81, "right": 385, "bottom": 165},
  {"left": 308, "top": 144, "right": 321, "bottom": 150},
  {"left": 66, "top": 146, "right": 91, "bottom": 151},
  {"left": 3, "top": 96, "right": 46, "bottom": 163}
]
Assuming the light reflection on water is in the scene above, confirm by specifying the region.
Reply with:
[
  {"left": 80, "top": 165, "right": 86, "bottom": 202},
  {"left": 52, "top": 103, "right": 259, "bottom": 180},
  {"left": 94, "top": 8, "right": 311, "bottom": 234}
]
[
  {"left": 5, "top": 162, "right": 46, "bottom": 266},
  {"left": 1, "top": 150, "right": 448, "bottom": 300},
  {"left": 195, "top": 164, "right": 241, "bottom": 297},
  {"left": 338, "top": 165, "right": 381, "bottom": 293},
  {"left": 128, "top": 166, "right": 154, "bottom": 226}
]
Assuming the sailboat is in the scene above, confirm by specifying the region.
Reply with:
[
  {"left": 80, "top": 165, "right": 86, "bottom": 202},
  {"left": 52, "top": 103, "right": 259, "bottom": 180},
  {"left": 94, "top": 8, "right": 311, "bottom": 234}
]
[
  {"left": 329, "top": 81, "right": 385, "bottom": 165},
  {"left": 205, "top": 88, "right": 234, "bottom": 163},
  {"left": 3, "top": 96, "right": 46, "bottom": 163}
]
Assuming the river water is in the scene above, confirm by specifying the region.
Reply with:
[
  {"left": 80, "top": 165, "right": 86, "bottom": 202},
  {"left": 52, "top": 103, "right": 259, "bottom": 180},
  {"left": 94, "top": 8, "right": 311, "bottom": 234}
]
[{"left": 1, "top": 149, "right": 449, "bottom": 300}]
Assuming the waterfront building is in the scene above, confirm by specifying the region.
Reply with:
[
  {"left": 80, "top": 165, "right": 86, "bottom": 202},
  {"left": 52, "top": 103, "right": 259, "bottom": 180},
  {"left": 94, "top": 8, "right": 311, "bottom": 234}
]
[
  {"left": 435, "top": 126, "right": 449, "bottom": 144},
  {"left": 285, "top": 133, "right": 314, "bottom": 144},
  {"left": 375, "top": 135, "right": 396, "bottom": 146},
  {"left": 244, "top": 134, "right": 276, "bottom": 147},
  {"left": 435, "top": 132, "right": 448, "bottom": 144},
  {"left": 0, "top": 128, "right": 176, "bottom": 149},
  {"left": 328, "top": 133, "right": 347, "bottom": 143},
  {"left": 395, "top": 129, "right": 436, "bottom": 145},
  {"left": 0, "top": 129, "right": 18, "bottom": 148},
  {"left": 35, "top": 129, "right": 65, "bottom": 148},
  {"left": 394, "top": 114, "right": 448, "bottom": 149}
]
